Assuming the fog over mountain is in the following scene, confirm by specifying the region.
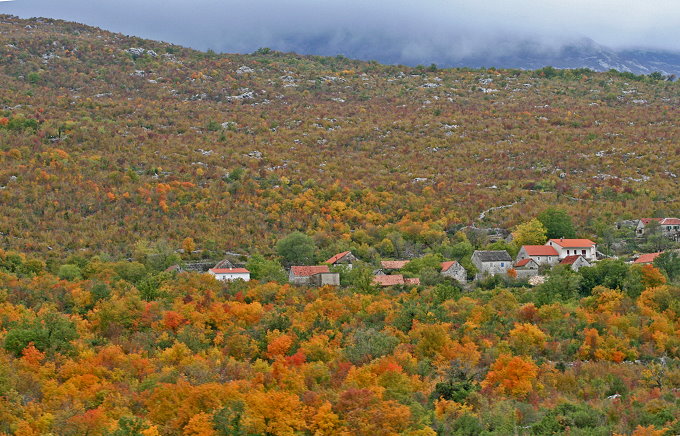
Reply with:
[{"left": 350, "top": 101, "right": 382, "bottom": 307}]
[{"left": 2, "top": 0, "right": 680, "bottom": 74}]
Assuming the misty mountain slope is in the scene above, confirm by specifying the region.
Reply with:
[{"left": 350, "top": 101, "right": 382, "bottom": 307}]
[
  {"left": 0, "top": 15, "right": 678, "bottom": 257},
  {"left": 299, "top": 34, "right": 680, "bottom": 76},
  {"left": 443, "top": 39, "right": 680, "bottom": 76}
]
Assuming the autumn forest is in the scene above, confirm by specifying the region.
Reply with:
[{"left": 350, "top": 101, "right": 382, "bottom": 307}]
[{"left": 0, "top": 15, "right": 679, "bottom": 436}]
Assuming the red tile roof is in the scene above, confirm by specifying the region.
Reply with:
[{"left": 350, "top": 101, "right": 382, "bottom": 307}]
[
  {"left": 325, "top": 251, "right": 351, "bottom": 264},
  {"left": 514, "top": 258, "right": 533, "bottom": 267},
  {"left": 559, "top": 255, "right": 583, "bottom": 265},
  {"left": 548, "top": 239, "right": 595, "bottom": 248},
  {"left": 380, "top": 260, "right": 410, "bottom": 270},
  {"left": 404, "top": 278, "right": 420, "bottom": 285},
  {"left": 640, "top": 218, "right": 663, "bottom": 225},
  {"left": 440, "top": 260, "right": 459, "bottom": 272},
  {"left": 209, "top": 268, "right": 250, "bottom": 274},
  {"left": 522, "top": 245, "right": 558, "bottom": 256},
  {"left": 290, "top": 265, "right": 330, "bottom": 277},
  {"left": 373, "top": 274, "right": 405, "bottom": 286},
  {"left": 634, "top": 252, "right": 663, "bottom": 264}
]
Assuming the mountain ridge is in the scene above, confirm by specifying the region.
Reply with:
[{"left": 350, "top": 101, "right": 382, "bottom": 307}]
[{"left": 2, "top": 14, "right": 679, "bottom": 77}]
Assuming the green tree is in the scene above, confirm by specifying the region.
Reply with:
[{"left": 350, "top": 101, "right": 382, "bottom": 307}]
[
  {"left": 4, "top": 312, "right": 77, "bottom": 357},
  {"left": 654, "top": 251, "right": 680, "bottom": 282},
  {"left": 402, "top": 254, "right": 442, "bottom": 276},
  {"left": 114, "top": 261, "right": 148, "bottom": 284},
  {"left": 341, "top": 264, "right": 375, "bottom": 292},
  {"left": 642, "top": 220, "right": 672, "bottom": 252},
  {"left": 512, "top": 218, "right": 548, "bottom": 247},
  {"left": 579, "top": 259, "right": 629, "bottom": 295},
  {"left": 111, "top": 416, "right": 151, "bottom": 436},
  {"left": 538, "top": 208, "right": 576, "bottom": 239},
  {"left": 246, "top": 254, "right": 287, "bottom": 283},
  {"left": 531, "top": 403, "right": 607, "bottom": 435},
  {"left": 344, "top": 328, "right": 400, "bottom": 365},
  {"left": 275, "top": 232, "right": 316, "bottom": 266},
  {"left": 57, "top": 264, "right": 82, "bottom": 281},
  {"left": 133, "top": 240, "right": 181, "bottom": 272},
  {"left": 534, "top": 265, "right": 582, "bottom": 304}
]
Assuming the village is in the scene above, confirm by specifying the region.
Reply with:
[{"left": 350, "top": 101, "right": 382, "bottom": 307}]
[{"left": 174, "top": 216, "right": 680, "bottom": 288}]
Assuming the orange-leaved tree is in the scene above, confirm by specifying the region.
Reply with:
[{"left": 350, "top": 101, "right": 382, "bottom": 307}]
[{"left": 481, "top": 354, "right": 539, "bottom": 398}]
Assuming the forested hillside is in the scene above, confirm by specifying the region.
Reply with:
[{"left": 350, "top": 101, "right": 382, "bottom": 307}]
[
  {"left": 1, "top": 252, "right": 680, "bottom": 435},
  {"left": 0, "top": 15, "right": 678, "bottom": 261}
]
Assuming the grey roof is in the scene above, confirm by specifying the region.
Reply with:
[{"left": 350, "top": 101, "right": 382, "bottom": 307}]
[
  {"left": 214, "top": 259, "right": 235, "bottom": 269},
  {"left": 473, "top": 250, "right": 512, "bottom": 262}
]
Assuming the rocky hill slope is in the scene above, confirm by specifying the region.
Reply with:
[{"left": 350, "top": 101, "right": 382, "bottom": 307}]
[{"left": 0, "top": 15, "right": 678, "bottom": 259}]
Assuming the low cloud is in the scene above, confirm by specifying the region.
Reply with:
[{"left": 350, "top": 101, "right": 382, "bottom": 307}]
[{"left": 3, "top": 0, "right": 679, "bottom": 65}]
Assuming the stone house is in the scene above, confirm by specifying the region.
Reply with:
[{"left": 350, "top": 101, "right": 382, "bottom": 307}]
[
  {"left": 633, "top": 252, "right": 663, "bottom": 265},
  {"left": 309, "top": 271, "right": 341, "bottom": 287},
  {"left": 636, "top": 218, "right": 680, "bottom": 240},
  {"left": 372, "top": 274, "right": 420, "bottom": 287},
  {"left": 289, "top": 265, "right": 339, "bottom": 286},
  {"left": 325, "top": 251, "right": 357, "bottom": 269},
  {"left": 513, "top": 258, "right": 539, "bottom": 278},
  {"left": 440, "top": 261, "right": 467, "bottom": 283},
  {"left": 380, "top": 260, "right": 410, "bottom": 271},
  {"left": 472, "top": 250, "right": 512, "bottom": 277},
  {"left": 559, "top": 255, "right": 591, "bottom": 271}
]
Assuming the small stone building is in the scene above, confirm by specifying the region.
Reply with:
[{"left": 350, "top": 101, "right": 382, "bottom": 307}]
[
  {"left": 310, "top": 272, "right": 341, "bottom": 287},
  {"left": 372, "top": 274, "right": 420, "bottom": 287},
  {"left": 440, "top": 261, "right": 467, "bottom": 283},
  {"left": 325, "top": 251, "right": 357, "bottom": 269},
  {"left": 289, "top": 265, "right": 340, "bottom": 286},
  {"left": 380, "top": 260, "right": 410, "bottom": 271},
  {"left": 636, "top": 218, "right": 680, "bottom": 240},
  {"left": 513, "top": 258, "right": 539, "bottom": 278},
  {"left": 559, "top": 255, "right": 591, "bottom": 271},
  {"left": 633, "top": 252, "right": 663, "bottom": 265},
  {"left": 472, "top": 250, "right": 512, "bottom": 277}
]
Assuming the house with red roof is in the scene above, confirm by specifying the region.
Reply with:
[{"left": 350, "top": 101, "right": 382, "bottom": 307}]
[
  {"left": 513, "top": 258, "right": 540, "bottom": 278},
  {"left": 289, "top": 265, "right": 340, "bottom": 286},
  {"left": 209, "top": 267, "right": 250, "bottom": 282},
  {"left": 516, "top": 245, "right": 559, "bottom": 266},
  {"left": 636, "top": 218, "right": 680, "bottom": 240},
  {"left": 380, "top": 260, "right": 410, "bottom": 271},
  {"left": 325, "top": 251, "right": 357, "bottom": 269},
  {"left": 559, "top": 255, "right": 591, "bottom": 271},
  {"left": 545, "top": 238, "right": 597, "bottom": 261},
  {"left": 633, "top": 252, "right": 663, "bottom": 265},
  {"left": 441, "top": 260, "right": 467, "bottom": 283}
]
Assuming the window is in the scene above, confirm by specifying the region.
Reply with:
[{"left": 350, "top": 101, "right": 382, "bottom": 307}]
[
  {"left": 500, "top": 262, "right": 505, "bottom": 267},
  {"left": 582, "top": 249, "right": 586, "bottom": 255},
  {"left": 567, "top": 250, "right": 570, "bottom": 255}
]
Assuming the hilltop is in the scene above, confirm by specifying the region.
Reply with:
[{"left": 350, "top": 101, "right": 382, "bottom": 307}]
[{"left": 0, "top": 15, "right": 679, "bottom": 261}]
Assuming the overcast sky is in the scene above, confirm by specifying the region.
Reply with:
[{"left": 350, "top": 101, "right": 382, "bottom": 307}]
[{"left": 2, "top": 0, "right": 679, "bottom": 64}]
